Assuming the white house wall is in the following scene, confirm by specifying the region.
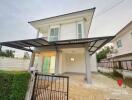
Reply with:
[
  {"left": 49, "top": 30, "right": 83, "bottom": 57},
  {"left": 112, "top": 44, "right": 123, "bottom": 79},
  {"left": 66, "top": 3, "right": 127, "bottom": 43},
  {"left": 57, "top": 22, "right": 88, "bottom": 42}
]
[
  {"left": 34, "top": 55, "right": 43, "bottom": 72},
  {"left": 112, "top": 24, "right": 132, "bottom": 57},
  {"left": 32, "top": 10, "right": 95, "bottom": 39},
  {"left": 60, "top": 23, "right": 77, "bottom": 40},
  {"left": 61, "top": 53, "right": 85, "bottom": 74},
  {"left": 34, "top": 48, "right": 98, "bottom": 73},
  {"left": 90, "top": 54, "right": 97, "bottom": 72}
]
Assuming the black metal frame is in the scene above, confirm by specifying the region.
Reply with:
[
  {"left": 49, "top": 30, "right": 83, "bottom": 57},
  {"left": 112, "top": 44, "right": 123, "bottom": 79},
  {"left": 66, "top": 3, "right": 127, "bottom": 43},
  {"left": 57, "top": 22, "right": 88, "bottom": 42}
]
[
  {"left": 0, "top": 36, "right": 114, "bottom": 55},
  {"left": 31, "top": 73, "right": 69, "bottom": 100}
]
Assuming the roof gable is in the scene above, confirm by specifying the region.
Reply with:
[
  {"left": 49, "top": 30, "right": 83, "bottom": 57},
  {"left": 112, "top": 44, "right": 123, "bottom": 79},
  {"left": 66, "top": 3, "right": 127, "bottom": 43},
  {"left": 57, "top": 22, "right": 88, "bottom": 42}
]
[{"left": 29, "top": 7, "right": 95, "bottom": 29}]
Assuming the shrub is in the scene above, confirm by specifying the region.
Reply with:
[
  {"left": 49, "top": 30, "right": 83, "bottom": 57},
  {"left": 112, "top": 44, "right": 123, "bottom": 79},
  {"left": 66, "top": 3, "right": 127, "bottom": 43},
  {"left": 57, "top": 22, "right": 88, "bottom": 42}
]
[{"left": 0, "top": 71, "right": 30, "bottom": 100}]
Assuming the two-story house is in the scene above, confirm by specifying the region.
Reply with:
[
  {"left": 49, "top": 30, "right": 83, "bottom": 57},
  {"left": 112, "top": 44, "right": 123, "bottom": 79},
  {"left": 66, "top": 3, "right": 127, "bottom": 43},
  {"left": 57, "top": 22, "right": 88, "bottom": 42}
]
[
  {"left": 0, "top": 8, "right": 114, "bottom": 83},
  {"left": 108, "top": 21, "right": 132, "bottom": 61},
  {"left": 29, "top": 8, "right": 96, "bottom": 74}
]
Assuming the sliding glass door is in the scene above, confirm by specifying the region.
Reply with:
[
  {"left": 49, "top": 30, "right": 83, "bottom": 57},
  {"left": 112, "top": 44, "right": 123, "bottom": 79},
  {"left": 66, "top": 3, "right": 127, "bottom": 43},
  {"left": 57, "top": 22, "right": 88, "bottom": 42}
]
[{"left": 42, "top": 56, "right": 55, "bottom": 74}]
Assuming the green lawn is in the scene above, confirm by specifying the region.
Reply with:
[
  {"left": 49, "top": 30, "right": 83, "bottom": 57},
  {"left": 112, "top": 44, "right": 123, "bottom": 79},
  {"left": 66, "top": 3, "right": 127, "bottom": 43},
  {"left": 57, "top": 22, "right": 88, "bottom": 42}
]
[
  {"left": 0, "top": 70, "right": 30, "bottom": 100},
  {"left": 100, "top": 71, "right": 132, "bottom": 88}
]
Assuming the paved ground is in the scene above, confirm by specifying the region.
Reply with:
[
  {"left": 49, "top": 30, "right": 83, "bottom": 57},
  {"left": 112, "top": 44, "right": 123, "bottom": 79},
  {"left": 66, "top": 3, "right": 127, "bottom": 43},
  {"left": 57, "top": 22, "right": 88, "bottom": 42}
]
[{"left": 66, "top": 73, "right": 132, "bottom": 100}]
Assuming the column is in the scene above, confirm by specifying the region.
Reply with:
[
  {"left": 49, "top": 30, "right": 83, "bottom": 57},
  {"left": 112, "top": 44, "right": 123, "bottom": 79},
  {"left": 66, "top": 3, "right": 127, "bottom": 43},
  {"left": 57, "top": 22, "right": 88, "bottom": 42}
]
[
  {"left": 29, "top": 52, "right": 35, "bottom": 68},
  {"left": 55, "top": 49, "right": 60, "bottom": 74},
  {"left": 85, "top": 43, "right": 92, "bottom": 84},
  {"left": 58, "top": 51, "right": 62, "bottom": 74}
]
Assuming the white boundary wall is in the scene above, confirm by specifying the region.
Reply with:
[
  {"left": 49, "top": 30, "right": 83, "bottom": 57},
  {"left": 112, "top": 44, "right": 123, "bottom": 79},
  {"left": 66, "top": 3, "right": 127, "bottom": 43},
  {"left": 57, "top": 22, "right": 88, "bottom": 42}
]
[{"left": 0, "top": 57, "right": 30, "bottom": 71}]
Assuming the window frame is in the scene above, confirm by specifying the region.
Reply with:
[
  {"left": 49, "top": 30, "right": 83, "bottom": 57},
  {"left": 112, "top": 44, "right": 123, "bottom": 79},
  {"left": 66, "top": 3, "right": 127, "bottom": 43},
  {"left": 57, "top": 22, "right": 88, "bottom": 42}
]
[
  {"left": 77, "top": 21, "right": 84, "bottom": 39},
  {"left": 116, "top": 39, "right": 122, "bottom": 48},
  {"left": 48, "top": 25, "right": 60, "bottom": 41}
]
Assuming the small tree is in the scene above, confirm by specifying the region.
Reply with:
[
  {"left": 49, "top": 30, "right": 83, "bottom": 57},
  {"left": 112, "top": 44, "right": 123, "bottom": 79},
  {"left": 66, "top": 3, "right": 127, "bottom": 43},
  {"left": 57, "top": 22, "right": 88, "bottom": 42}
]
[
  {"left": 0, "top": 49, "right": 15, "bottom": 58},
  {"left": 96, "top": 46, "right": 113, "bottom": 62},
  {"left": 23, "top": 52, "right": 30, "bottom": 59},
  {"left": 5, "top": 50, "right": 15, "bottom": 58}
]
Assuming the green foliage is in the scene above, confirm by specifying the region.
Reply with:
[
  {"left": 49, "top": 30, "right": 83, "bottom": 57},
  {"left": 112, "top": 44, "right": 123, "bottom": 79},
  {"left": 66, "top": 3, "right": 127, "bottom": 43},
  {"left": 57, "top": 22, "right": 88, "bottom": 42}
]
[
  {"left": 23, "top": 52, "right": 30, "bottom": 59},
  {"left": 0, "top": 49, "right": 15, "bottom": 58},
  {"left": 112, "top": 70, "right": 123, "bottom": 77},
  {"left": 0, "top": 71, "right": 30, "bottom": 100},
  {"left": 96, "top": 46, "right": 113, "bottom": 62}
]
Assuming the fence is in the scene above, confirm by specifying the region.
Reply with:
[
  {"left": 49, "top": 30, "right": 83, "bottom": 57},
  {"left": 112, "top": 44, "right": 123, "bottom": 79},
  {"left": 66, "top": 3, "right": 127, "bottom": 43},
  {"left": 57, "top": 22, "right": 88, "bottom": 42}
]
[
  {"left": 31, "top": 73, "right": 69, "bottom": 100},
  {"left": 98, "top": 60, "right": 132, "bottom": 71},
  {"left": 0, "top": 57, "right": 30, "bottom": 71}
]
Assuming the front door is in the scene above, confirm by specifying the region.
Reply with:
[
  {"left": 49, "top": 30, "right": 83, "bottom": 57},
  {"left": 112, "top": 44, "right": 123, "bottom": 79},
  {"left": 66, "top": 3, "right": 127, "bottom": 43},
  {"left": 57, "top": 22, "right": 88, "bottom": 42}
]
[{"left": 42, "top": 56, "right": 55, "bottom": 74}]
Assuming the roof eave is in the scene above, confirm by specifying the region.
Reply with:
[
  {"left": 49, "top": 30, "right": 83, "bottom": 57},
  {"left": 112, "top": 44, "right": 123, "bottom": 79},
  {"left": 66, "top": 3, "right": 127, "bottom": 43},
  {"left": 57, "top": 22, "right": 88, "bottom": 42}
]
[{"left": 28, "top": 7, "right": 96, "bottom": 24}]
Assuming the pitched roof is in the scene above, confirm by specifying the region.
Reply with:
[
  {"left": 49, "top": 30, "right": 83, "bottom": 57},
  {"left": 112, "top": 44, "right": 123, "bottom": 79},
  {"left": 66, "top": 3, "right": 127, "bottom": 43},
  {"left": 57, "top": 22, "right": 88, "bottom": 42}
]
[{"left": 28, "top": 7, "right": 96, "bottom": 23}]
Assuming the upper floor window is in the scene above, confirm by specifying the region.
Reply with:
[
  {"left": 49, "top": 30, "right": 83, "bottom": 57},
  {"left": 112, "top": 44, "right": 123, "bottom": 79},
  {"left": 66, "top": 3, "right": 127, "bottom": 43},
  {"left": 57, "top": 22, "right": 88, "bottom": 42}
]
[
  {"left": 49, "top": 27, "right": 59, "bottom": 41},
  {"left": 77, "top": 22, "right": 84, "bottom": 39},
  {"left": 116, "top": 40, "right": 122, "bottom": 48}
]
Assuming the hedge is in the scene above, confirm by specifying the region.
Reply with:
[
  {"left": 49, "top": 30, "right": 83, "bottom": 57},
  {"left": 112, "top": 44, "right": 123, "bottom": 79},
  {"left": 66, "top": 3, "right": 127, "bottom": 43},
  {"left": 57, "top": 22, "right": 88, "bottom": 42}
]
[{"left": 0, "top": 71, "right": 30, "bottom": 100}]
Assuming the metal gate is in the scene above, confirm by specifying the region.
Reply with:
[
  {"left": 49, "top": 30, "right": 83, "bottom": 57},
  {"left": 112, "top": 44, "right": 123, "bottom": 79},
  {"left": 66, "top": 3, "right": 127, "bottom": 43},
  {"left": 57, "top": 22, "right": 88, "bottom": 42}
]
[{"left": 31, "top": 73, "right": 69, "bottom": 100}]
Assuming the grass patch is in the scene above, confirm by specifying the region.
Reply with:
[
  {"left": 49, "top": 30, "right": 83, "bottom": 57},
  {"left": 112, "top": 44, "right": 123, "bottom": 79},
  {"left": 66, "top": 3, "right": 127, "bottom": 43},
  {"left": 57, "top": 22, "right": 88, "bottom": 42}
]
[
  {"left": 99, "top": 71, "right": 132, "bottom": 88},
  {"left": 0, "top": 70, "right": 30, "bottom": 100}
]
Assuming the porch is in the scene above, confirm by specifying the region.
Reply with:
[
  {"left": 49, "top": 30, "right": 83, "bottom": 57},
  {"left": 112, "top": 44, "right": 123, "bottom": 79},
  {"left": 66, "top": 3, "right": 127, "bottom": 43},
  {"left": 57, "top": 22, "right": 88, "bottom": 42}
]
[
  {"left": 0, "top": 36, "right": 114, "bottom": 84},
  {"left": 33, "top": 48, "right": 92, "bottom": 74}
]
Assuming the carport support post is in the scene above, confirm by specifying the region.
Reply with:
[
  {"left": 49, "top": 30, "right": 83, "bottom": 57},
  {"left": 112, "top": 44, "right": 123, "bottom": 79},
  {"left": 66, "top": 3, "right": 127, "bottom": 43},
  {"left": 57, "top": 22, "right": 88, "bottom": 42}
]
[
  {"left": 85, "top": 43, "right": 92, "bottom": 84},
  {"left": 55, "top": 48, "right": 60, "bottom": 74},
  {"left": 29, "top": 52, "right": 35, "bottom": 69}
]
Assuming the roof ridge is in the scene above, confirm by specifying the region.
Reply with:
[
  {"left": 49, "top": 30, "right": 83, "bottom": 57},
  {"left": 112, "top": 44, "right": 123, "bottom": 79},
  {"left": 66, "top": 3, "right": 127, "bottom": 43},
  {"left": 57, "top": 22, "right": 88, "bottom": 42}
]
[{"left": 28, "top": 7, "right": 96, "bottom": 23}]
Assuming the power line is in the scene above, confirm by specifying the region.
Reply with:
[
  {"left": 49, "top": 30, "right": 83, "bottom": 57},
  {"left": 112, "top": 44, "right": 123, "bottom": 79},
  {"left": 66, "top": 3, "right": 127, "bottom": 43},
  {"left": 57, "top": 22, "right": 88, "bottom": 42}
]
[{"left": 95, "top": 0, "right": 125, "bottom": 17}]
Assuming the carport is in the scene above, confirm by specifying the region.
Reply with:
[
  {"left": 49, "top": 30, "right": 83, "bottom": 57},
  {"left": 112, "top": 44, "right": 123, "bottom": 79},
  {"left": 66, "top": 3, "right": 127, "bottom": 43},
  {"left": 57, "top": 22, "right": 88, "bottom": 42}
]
[{"left": 0, "top": 36, "right": 114, "bottom": 84}]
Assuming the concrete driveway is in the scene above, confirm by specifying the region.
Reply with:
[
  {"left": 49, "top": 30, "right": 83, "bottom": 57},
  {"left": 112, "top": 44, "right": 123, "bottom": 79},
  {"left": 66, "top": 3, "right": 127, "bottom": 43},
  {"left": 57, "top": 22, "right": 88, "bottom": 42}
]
[{"left": 65, "top": 73, "right": 132, "bottom": 100}]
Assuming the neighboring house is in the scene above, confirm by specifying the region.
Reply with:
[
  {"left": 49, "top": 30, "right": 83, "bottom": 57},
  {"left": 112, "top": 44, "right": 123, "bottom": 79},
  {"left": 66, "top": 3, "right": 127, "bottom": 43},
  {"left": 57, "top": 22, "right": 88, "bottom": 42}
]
[
  {"left": 0, "top": 8, "right": 114, "bottom": 83},
  {"left": 107, "top": 21, "right": 132, "bottom": 61}
]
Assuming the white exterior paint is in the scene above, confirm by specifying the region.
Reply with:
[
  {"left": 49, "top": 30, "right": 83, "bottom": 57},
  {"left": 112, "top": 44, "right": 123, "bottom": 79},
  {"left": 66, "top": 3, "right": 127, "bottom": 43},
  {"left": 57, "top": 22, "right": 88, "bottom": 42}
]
[
  {"left": 0, "top": 57, "right": 30, "bottom": 71},
  {"left": 85, "top": 43, "right": 92, "bottom": 83},
  {"left": 61, "top": 52, "right": 97, "bottom": 73},
  {"left": 29, "top": 8, "right": 98, "bottom": 77},
  {"left": 34, "top": 55, "right": 43, "bottom": 71},
  {"left": 60, "top": 22, "right": 77, "bottom": 40},
  {"left": 61, "top": 52, "right": 85, "bottom": 73},
  {"left": 110, "top": 21, "right": 132, "bottom": 59},
  {"left": 90, "top": 54, "right": 98, "bottom": 72},
  {"left": 44, "top": 20, "right": 86, "bottom": 40},
  {"left": 33, "top": 47, "right": 97, "bottom": 74},
  {"left": 29, "top": 8, "right": 95, "bottom": 40},
  {"left": 112, "top": 32, "right": 132, "bottom": 56}
]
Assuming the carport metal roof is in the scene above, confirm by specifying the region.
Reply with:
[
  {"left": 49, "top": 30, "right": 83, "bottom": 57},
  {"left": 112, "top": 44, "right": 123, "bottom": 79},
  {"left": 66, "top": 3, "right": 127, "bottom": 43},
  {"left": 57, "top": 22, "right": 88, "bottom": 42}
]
[{"left": 0, "top": 36, "right": 114, "bottom": 55}]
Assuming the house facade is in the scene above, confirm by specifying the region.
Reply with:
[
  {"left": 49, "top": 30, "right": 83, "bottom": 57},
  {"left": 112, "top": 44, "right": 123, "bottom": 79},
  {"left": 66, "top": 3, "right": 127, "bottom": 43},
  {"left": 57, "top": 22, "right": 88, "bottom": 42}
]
[
  {"left": 29, "top": 8, "right": 97, "bottom": 76},
  {"left": 0, "top": 8, "right": 114, "bottom": 84},
  {"left": 107, "top": 21, "right": 132, "bottom": 61}
]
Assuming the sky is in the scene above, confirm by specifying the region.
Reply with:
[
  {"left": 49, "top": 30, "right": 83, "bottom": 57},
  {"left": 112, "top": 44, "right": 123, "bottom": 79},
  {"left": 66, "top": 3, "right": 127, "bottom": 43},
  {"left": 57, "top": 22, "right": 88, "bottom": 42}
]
[{"left": 0, "top": 0, "right": 132, "bottom": 57}]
